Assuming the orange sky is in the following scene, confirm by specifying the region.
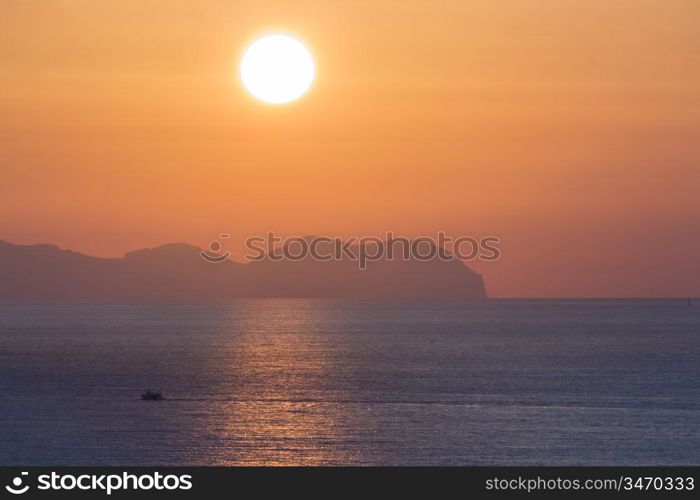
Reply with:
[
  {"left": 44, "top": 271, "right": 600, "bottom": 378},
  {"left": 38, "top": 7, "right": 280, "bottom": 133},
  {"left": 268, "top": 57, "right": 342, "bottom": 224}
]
[{"left": 1, "top": 0, "right": 699, "bottom": 297}]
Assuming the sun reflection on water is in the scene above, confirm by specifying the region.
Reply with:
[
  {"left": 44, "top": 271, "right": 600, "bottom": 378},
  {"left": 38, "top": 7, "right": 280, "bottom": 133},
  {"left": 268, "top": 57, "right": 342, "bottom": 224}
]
[{"left": 188, "top": 300, "right": 364, "bottom": 465}]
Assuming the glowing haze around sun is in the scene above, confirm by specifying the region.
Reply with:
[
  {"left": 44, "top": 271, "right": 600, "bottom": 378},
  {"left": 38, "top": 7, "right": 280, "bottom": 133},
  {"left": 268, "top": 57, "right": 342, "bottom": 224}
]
[{"left": 240, "top": 34, "right": 315, "bottom": 104}]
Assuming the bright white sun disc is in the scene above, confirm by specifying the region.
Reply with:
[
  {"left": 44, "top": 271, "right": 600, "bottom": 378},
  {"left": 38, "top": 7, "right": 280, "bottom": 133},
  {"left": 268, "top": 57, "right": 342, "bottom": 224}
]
[{"left": 240, "top": 35, "right": 315, "bottom": 104}]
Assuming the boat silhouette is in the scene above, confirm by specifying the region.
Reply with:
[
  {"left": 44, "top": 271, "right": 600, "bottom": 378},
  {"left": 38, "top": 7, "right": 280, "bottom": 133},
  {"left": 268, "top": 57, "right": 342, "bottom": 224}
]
[{"left": 141, "top": 389, "right": 164, "bottom": 401}]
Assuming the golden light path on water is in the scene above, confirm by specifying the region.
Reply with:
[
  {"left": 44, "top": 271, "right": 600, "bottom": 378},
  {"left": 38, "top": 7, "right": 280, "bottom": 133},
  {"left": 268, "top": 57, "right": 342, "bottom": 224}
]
[{"left": 183, "top": 300, "right": 365, "bottom": 465}]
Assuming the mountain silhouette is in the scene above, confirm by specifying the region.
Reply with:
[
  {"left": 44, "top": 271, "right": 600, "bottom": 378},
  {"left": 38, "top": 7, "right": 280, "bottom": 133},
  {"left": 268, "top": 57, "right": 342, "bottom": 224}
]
[{"left": 0, "top": 239, "right": 487, "bottom": 299}]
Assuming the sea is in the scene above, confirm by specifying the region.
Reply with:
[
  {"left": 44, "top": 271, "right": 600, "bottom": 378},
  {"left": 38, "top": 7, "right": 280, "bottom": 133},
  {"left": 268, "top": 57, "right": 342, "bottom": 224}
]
[{"left": 0, "top": 299, "right": 698, "bottom": 465}]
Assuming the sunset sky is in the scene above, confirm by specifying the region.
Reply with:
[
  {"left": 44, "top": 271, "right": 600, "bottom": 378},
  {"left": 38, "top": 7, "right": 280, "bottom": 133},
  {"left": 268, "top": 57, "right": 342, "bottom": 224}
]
[{"left": 1, "top": 0, "right": 698, "bottom": 297}]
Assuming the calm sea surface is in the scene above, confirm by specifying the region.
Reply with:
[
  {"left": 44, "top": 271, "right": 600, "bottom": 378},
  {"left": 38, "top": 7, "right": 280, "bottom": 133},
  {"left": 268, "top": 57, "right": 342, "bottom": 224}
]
[{"left": 0, "top": 299, "right": 698, "bottom": 465}]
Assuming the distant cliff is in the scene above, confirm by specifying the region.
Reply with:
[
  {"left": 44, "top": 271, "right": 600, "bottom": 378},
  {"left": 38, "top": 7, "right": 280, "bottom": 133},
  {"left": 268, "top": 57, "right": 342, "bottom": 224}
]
[{"left": 0, "top": 239, "right": 487, "bottom": 299}]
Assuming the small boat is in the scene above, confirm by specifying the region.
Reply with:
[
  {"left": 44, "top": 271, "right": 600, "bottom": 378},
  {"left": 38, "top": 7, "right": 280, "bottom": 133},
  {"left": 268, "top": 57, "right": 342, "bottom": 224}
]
[{"left": 141, "top": 389, "right": 164, "bottom": 401}]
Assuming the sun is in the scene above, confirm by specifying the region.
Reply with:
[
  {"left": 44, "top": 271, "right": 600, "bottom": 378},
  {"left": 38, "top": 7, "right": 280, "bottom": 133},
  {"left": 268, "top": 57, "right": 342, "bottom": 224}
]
[{"left": 240, "top": 34, "right": 315, "bottom": 104}]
